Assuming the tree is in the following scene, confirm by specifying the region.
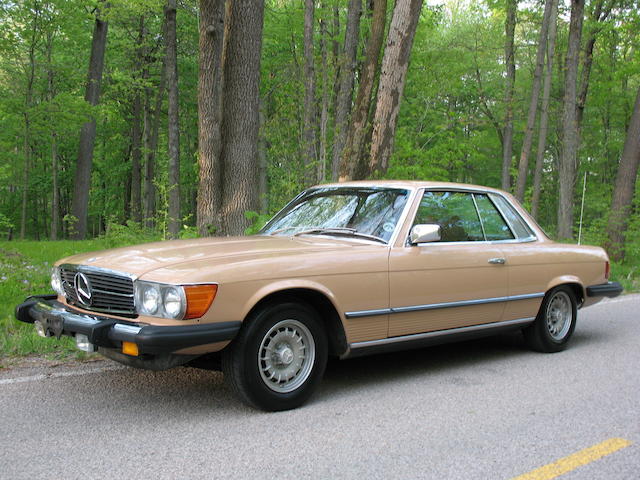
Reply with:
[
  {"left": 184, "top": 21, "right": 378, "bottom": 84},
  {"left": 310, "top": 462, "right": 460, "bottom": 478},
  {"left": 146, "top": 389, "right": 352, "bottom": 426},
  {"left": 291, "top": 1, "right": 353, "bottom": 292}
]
[
  {"left": 606, "top": 86, "right": 640, "bottom": 261},
  {"left": 219, "top": 0, "right": 265, "bottom": 235},
  {"left": 130, "top": 16, "right": 146, "bottom": 223},
  {"left": 514, "top": 0, "right": 554, "bottom": 201},
  {"left": 70, "top": 4, "right": 108, "bottom": 239},
  {"left": 530, "top": 0, "right": 559, "bottom": 219},
  {"left": 302, "top": 0, "right": 317, "bottom": 185},
  {"left": 197, "top": 0, "right": 225, "bottom": 236},
  {"left": 165, "top": 0, "right": 181, "bottom": 238},
  {"left": 330, "top": 0, "right": 361, "bottom": 181},
  {"left": 557, "top": 0, "right": 585, "bottom": 239},
  {"left": 501, "top": 0, "right": 517, "bottom": 191},
  {"left": 339, "top": 0, "right": 387, "bottom": 181},
  {"left": 368, "top": 0, "right": 423, "bottom": 174}
]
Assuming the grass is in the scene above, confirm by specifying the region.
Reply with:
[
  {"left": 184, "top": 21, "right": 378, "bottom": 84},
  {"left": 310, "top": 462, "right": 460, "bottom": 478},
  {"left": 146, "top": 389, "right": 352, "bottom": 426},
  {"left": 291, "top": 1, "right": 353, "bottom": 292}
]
[{"left": 1, "top": 238, "right": 638, "bottom": 361}]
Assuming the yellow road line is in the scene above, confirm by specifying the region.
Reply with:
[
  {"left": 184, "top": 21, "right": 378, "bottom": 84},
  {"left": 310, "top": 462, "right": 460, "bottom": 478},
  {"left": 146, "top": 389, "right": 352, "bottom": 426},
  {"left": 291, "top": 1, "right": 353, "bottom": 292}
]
[{"left": 512, "top": 437, "right": 632, "bottom": 480}]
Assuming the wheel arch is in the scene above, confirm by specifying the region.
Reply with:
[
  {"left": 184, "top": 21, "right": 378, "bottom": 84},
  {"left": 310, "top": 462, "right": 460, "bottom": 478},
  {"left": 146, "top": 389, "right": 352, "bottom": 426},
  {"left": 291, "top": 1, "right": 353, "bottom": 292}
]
[
  {"left": 545, "top": 276, "right": 585, "bottom": 307},
  {"left": 243, "top": 287, "right": 348, "bottom": 357}
]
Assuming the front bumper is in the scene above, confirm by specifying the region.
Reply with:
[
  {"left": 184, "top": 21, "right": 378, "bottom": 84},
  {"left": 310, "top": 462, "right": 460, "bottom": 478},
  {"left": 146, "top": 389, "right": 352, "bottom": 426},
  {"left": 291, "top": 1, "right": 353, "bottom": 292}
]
[
  {"left": 586, "top": 281, "right": 623, "bottom": 299},
  {"left": 15, "top": 295, "right": 241, "bottom": 355}
]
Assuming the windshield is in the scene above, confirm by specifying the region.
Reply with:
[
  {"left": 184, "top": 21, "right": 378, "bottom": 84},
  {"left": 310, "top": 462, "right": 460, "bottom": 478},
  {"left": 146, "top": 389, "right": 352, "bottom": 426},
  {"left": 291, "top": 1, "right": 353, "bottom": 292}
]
[{"left": 261, "top": 187, "right": 409, "bottom": 243}]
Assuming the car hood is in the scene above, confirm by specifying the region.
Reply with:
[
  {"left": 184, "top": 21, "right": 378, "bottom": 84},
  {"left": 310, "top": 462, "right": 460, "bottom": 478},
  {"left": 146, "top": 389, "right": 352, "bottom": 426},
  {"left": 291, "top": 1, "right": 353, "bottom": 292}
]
[{"left": 56, "top": 235, "right": 382, "bottom": 278}]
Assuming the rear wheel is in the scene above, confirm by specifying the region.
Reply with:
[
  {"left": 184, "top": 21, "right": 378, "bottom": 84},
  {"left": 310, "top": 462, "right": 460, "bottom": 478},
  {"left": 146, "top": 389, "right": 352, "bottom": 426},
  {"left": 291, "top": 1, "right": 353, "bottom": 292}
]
[
  {"left": 222, "top": 301, "right": 327, "bottom": 411},
  {"left": 524, "top": 286, "right": 577, "bottom": 353}
]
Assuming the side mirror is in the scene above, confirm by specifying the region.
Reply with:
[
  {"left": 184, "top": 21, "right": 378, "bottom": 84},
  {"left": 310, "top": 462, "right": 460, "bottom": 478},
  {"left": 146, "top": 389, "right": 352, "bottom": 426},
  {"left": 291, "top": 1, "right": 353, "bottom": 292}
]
[{"left": 409, "top": 224, "right": 441, "bottom": 245}]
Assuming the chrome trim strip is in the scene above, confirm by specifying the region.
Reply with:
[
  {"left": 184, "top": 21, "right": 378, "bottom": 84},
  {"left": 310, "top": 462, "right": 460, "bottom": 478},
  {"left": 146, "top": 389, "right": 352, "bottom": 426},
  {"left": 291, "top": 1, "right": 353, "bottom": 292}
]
[
  {"left": 113, "top": 324, "right": 142, "bottom": 335},
  {"left": 344, "top": 292, "right": 545, "bottom": 319},
  {"left": 344, "top": 308, "right": 391, "bottom": 319},
  {"left": 60, "top": 264, "right": 137, "bottom": 280},
  {"left": 349, "top": 317, "right": 535, "bottom": 350}
]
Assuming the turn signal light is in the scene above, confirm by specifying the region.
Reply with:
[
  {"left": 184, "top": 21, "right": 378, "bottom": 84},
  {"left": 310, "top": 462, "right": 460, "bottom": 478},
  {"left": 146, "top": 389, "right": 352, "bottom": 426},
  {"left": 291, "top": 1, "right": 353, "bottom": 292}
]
[
  {"left": 605, "top": 261, "right": 610, "bottom": 280},
  {"left": 184, "top": 285, "right": 218, "bottom": 319},
  {"left": 122, "top": 341, "right": 139, "bottom": 356}
]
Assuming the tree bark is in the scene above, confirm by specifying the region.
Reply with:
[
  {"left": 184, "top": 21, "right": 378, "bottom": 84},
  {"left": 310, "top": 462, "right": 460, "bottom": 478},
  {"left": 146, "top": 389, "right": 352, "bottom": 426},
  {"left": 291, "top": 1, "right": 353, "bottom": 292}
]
[
  {"left": 47, "top": 30, "right": 59, "bottom": 240},
  {"left": 197, "top": 0, "right": 225, "bottom": 236},
  {"left": 219, "top": 0, "right": 265, "bottom": 235},
  {"left": 501, "top": 0, "right": 517, "bottom": 191},
  {"left": 514, "top": 0, "right": 554, "bottom": 201},
  {"left": 318, "top": 8, "right": 329, "bottom": 183},
  {"left": 557, "top": 0, "right": 585, "bottom": 240},
  {"left": 339, "top": 0, "right": 387, "bottom": 181},
  {"left": 302, "top": 0, "right": 318, "bottom": 185},
  {"left": 144, "top": 57, "right": 166, "bottom": 228},
  {"left": 606, "top": 86, "right": 640, "bottom": 261},
  {"left": 71, "top": 7, "right": 108, "bottom": 239},
  {"left": 531, "top": 0, "right": 559, "bottom": 219},
  {"left": 368, "top": 0, "right": 423, "bottom": 175},
  {"left": 330, "top": 0, "right": 362, "bottom": 181},
  {"left": 165, "top": 0, "right": 181, "bottom": 238},
  {"left": 130, "top": 16, "right": 145, "bottom": 223},
  {"left": 576, "top": 0, "right": 614, "bottom": 135}
]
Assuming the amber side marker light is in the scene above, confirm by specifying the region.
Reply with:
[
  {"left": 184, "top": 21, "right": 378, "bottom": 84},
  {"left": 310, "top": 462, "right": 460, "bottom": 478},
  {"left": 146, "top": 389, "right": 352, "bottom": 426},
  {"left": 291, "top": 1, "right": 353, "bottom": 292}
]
[
  {"left": 184, "top": 284, "right": 218, "bottom": 319},
  {"left": 122, "top": 341, "right": 139, "bottom": 356}
]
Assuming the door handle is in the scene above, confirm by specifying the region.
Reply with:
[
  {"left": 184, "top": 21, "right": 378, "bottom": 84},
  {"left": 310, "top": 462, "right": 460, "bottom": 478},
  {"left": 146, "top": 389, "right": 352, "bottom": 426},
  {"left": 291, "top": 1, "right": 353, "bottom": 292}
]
[{"left": 488, "top": 257, "right": 506, "bottom": 265}]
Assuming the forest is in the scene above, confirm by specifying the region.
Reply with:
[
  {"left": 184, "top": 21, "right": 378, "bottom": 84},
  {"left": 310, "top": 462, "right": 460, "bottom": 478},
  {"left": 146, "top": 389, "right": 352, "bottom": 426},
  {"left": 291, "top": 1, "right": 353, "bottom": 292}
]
[{"left": 0, "top": 0, "right": 639, "bottom": 264}]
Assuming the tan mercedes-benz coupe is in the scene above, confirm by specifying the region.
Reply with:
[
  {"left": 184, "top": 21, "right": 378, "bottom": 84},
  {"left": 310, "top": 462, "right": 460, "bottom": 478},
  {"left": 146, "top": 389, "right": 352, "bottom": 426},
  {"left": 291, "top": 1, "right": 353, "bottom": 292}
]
[{"left": 16, "top": 181, "right": 622, "bottom": 410}]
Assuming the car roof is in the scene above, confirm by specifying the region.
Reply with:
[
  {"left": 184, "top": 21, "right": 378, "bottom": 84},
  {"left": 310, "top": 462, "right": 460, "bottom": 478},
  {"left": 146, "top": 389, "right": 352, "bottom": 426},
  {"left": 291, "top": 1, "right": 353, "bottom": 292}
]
[{"left": 314, "top": 180, "right": 506, "bottom": 195}]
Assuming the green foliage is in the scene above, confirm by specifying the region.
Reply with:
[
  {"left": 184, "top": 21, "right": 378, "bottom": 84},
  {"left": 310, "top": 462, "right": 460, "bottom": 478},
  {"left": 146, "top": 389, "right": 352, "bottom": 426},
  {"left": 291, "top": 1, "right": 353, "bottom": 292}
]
[{"left": 244, "top": 211, "right": 272, "bottom": 235}]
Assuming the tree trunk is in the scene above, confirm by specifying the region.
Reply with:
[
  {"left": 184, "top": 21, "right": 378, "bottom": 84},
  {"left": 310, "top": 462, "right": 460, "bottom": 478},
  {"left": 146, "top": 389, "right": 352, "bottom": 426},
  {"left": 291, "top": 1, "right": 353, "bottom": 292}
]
[
  {"left": 368, "top": 0, "right": 423, "bottom": 175},
  {"left": 130, "top": 16, "right": 145, "bottom": 223},
  {"left": 531, "top": 0, "right": 559, "bottom": 219},
  {"left": 165, "top": 0, "right": 181, "bottom": 238},
  {"left": 501, "top": 0, "right": 517, "bottom": 191},
  {"left": 47, "top": 30, "right": 60, "bottom": 240},
  {"left": 339, "top": 0, "right": 387, "bottom": 181},
  {"left": 302, "top": 0, "right": 318, "bottom": 185},
  {"left": 71, "top": 8, "right": 108, "bottom": 239},
  {"left": 557, "top": 0, "right": 585, "bottom": 240},
  {"left": 514, "top": 0, "right": 554, "bottom": 201},
  {"left": 330, "top": 0, "right": 362, "bottom": 181},
  {"left": 219, "top": 0, "right": 265, "bottom": 235},
  {"left": 318, "top": 8, "right": 329, "bottom": 183},
  {"left": 606, "top": 86, "right": 640, "bottom": 261},
  {"left": 576, "top": 0, "right": 613, "bottom": 135},
  {"left": 144, "top": 58, "right": 166, "bottom": 228},
  {"left": 197, "top": 0, "right": 225, "bottom": 236}
]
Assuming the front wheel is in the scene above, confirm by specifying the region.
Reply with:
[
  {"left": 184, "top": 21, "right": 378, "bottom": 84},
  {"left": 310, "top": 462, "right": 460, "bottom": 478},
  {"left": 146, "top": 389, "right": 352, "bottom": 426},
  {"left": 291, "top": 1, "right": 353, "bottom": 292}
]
[
  {"left": 222, "top": 301, "right": 328, "bottom": 411},
  {"left": 523, "top": 286, "right": 577, "bottom": 353}
]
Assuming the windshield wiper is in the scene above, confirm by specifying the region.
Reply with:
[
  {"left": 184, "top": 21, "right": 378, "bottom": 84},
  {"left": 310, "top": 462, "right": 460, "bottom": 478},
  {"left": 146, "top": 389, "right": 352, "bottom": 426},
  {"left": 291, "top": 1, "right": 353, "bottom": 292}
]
[{"left": 293, "top": 228, "right": 387, "bottom": 244}]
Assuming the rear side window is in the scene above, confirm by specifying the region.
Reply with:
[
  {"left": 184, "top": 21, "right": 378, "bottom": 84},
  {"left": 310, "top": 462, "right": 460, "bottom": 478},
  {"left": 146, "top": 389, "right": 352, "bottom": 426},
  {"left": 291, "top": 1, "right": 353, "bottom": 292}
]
[
  {"left": 414, "top": 192, "right": 484, "bottom": 242},
  {"left": 489, "top": 194, "right": 535, "bottom": 240},
  {"left": 474, "top": 195, "right": 514, "bottom": 241}
]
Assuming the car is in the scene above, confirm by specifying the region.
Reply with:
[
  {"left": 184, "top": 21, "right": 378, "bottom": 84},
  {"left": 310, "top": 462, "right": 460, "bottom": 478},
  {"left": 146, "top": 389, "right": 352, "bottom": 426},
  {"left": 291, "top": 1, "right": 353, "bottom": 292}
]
[{"left": 16, "top": 181, "right": 623, "bottom": 410}]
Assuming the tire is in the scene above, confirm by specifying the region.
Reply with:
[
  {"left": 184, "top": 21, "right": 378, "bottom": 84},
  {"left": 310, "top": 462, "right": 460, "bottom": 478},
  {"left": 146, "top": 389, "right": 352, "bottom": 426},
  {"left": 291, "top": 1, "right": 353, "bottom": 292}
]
[
  {"left": 523, "top": 286, "right": 577, "bottom": 353},
  {"left": 221, "top": 301, "right": 328, "bottom": 411}
]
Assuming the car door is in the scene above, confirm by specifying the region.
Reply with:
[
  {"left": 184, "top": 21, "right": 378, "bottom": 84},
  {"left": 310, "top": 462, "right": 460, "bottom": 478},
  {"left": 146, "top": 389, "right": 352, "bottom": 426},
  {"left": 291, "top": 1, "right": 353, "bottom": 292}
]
[{"left": 388, "top": 190, "right": 509, "bottom": 337}]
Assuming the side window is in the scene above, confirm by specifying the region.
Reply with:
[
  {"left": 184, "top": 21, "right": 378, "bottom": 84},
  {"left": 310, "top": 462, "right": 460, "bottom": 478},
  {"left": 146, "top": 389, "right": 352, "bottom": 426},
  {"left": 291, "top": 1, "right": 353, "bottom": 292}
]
[
  {"left": 413, "top": 192, "right": 484, "bottom": 242},
  {"left": 489, "top": 194, "right": 535, "bottom": 240},
  {"left": 474, "top": 195, "right": 514, "bottom": 241}
]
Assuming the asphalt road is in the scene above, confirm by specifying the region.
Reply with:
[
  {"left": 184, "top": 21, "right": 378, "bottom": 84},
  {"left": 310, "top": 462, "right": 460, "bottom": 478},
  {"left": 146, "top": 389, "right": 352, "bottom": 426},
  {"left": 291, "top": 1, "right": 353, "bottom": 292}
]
[{"left": 1, "top": 295, "right": 638, "bottom": 479}]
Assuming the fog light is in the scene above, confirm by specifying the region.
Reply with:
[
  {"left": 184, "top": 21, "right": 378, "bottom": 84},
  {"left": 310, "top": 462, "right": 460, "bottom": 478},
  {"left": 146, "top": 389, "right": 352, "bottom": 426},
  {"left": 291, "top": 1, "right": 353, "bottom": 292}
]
[
  {"left": 75, "top": 334, "right": 96, "bottom": 353},
  {"left": 34, "top": 320, "right": 46, "bottom": 338}
]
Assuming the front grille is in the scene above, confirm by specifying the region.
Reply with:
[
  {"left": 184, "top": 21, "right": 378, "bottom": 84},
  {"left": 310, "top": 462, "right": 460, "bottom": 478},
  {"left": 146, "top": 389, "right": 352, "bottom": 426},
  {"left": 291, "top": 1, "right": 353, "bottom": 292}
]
[{"left": 61, "top": 266, "right": 137, "bottom": 318}]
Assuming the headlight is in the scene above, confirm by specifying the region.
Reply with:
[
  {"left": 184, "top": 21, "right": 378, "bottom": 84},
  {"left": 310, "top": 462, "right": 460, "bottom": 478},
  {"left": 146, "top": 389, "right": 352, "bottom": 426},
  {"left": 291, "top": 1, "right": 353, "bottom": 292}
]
[
  {"left": 163, "top": 286, "right": 185, "bottom": 319},
  {"left": 139, "top": 284, "right": 161, "bottom": 315},
  {"left": 134, "top": 281, "right": 217, "bottom": 320},
  {"left": 51, "top": 267, "right": 64, "bottom": 296}
]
